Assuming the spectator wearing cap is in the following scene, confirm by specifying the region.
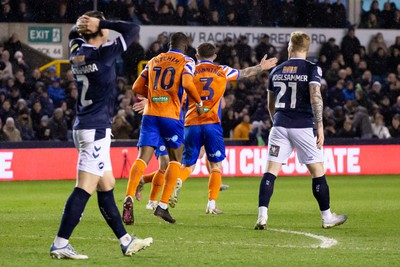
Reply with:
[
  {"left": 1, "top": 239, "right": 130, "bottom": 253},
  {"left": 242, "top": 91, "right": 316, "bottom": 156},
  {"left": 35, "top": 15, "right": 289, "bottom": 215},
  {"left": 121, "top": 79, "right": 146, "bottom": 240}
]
[
  {"left": 47, "top": 77, "right": 66, "bottom": 107},
  {"left": 0, "top": 0, "right": 17, "bottom": 22},
  {"left": 47, "top": 108, "right": 67, "bottom": 141},
  {"left": 3, "top": 117, "right": 21, "bottom": 141},
  {"left": 255, "top": 34, "right": 277, "bottom": 63},
  {"left": 36, "top": 115, "right": 51, "bottom": 141},
  {"left": 389, "top": 113, "right": 400, "bottom": 137},
  {"left": 368, "top": 81, "right": 385, "bottom": 105}
]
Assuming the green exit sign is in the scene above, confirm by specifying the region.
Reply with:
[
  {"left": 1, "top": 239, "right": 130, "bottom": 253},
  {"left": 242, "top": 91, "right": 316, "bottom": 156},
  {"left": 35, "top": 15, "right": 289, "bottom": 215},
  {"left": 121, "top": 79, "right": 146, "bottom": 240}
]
[{"left": 28, "top": 27, "right": 62, "bottom": 43}]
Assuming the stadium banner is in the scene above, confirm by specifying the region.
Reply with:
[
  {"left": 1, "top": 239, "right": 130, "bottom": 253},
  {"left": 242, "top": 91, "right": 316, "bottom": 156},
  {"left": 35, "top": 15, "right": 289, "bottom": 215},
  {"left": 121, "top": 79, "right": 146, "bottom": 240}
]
[
  {"left": 135, "top": 26, "right": 399, "bottom": 57},
  {"left": 0, "top": 145, "right": 399, "bottom": 181}
]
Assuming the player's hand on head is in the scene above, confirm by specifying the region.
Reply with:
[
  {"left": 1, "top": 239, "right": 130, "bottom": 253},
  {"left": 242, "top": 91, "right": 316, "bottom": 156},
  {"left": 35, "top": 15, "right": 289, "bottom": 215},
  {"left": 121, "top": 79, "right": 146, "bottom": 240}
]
[
  {"left": 76, "top": 15, "right": 100, "bottom": 35},
  {"left": 260, "top": 55, "right": 278, "bottom": 71}
]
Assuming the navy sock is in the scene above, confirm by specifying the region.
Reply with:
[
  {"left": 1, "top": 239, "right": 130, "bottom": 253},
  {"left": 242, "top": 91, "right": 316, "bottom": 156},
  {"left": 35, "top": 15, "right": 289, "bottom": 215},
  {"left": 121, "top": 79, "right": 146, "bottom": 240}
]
[
  {"left": 57, "top": 187, "right": 91, "bottom": 239},
  {"left": 97, "top": 189, "right": 127, "bottom": 239},
  {"left": 312, "top": 175, "right": 330, "bottom": 211},
  {"left": 258, "top": 172, "right": 276, "bottom": 207}
]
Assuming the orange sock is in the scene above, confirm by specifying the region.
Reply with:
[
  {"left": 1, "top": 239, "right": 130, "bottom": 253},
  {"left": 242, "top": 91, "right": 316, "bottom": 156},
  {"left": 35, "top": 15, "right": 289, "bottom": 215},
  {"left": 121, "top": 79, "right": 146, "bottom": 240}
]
[
  {"left": 159, "top": 161, "right": 181, "bottom": 204},
  {"left": 179, "top": 166, "right": 192, "bottom": 183},
  {"left": 143, "top": 171, "right": 157, "bottom": 184},
  {"left": 149, "top": 169, "right": 165, "bottom": 201},
  {"left": 126, "top": 158, "right": 147, "bottom": 197},
  {"left": 208, "top": 168, "right": 222, "bottom": 201}
]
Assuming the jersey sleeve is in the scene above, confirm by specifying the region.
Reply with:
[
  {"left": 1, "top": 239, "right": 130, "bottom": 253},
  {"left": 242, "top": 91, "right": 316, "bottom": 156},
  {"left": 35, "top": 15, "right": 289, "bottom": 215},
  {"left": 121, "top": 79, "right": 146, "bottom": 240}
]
[
  {"left": 68, "top": 26, "right": 85, "bottom": 56},
  {"left": 183, "top": 56, "right": 195, "bottom": 76},
  {"left": 221, "top": 65, "right": 239, "bottom": 81},
  {"left": 133, "top": 64, "right": 149, "bottom": 96},
  {"left": 98, "top": 20, "right": 140, "bottom": 60},
  {"left": 310, "top": 64, "right": 322, "bottom": 86}
]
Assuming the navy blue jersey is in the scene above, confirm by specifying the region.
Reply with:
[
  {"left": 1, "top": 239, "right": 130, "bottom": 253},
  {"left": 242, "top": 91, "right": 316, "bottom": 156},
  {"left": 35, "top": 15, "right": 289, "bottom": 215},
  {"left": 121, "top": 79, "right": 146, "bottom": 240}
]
[
  {"left": 268, "top": 58, "right": 322, "bottom": 128},
  {"left": 69, "top": 20, "right": 139, "bottom": 130}
]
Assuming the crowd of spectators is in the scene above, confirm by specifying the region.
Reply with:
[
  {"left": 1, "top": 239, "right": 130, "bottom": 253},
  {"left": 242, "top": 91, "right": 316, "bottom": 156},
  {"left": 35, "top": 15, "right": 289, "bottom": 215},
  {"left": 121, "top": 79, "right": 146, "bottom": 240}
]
[
  {"left": 0, "top": 1, "right": 400, "bottom": 143},
  {"left": 1, "top": 0, "right": 399, "bottom": 29}
]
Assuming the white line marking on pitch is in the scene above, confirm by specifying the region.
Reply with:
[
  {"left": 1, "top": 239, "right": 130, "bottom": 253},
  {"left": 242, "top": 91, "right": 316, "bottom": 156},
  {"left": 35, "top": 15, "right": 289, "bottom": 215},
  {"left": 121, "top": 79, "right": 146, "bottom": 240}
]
[
  {"left": 269, "top": 228, "right": 337, "bottom": 248},
  {"left": 0, "top": 227, "right": 337, "bottom": 249}
]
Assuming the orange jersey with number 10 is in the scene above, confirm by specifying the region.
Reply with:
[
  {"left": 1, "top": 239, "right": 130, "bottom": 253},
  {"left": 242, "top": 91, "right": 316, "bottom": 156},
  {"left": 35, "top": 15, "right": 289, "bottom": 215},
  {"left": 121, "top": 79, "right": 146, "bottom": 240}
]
[
  {"left": 185, "top": 60, "right": 239, "bottom": 126},
  {"left": 139, "top": 50, "right": 195, "bottom": 120}
]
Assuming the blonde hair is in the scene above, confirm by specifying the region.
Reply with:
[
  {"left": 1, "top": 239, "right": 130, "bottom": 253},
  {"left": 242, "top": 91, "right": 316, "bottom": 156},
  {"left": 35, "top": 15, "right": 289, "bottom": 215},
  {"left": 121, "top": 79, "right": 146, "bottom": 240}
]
[{"left": 289, "top": 31, "right": 311, "bottom": 53}]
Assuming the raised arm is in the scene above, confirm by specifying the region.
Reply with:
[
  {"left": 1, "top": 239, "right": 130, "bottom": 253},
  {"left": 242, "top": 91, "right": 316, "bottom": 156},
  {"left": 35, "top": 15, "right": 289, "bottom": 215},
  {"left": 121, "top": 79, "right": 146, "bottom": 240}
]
[
  {"left": 77, "top": 15, "right": 139, "bottom": 46},
  {"left": 310, "top": 83, "right": 324, "bottom": 149},
  {"left": 239, "top": 55, "right": 278, "bottom": 79}
]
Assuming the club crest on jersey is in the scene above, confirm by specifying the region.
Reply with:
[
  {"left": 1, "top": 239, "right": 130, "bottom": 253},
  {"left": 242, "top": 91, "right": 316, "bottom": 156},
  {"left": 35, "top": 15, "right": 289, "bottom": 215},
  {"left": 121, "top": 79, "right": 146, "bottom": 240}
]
[
  {"left": 269, "top": 145, "right": 280, "bottom": 157},
  {"left": 98, "top": 162, "right": 104, "bottom": 170},
  {"left": 282, "top": 66, "right": 298, "bottom": 74}
]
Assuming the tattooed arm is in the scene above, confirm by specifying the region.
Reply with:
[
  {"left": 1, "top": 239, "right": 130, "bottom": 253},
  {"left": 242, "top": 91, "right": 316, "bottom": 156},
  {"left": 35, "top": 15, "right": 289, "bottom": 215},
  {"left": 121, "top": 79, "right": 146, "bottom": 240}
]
[
  {"left": 239, "top": 55, "right": 278, "bottom": 79},
  {"left": 310, "top": 83, "right": 324, "bottom": 149}
]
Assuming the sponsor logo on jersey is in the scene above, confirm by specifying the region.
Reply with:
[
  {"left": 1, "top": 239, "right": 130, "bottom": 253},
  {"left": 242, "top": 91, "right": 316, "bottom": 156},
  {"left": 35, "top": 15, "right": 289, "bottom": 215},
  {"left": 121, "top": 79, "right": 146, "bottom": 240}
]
[
  {"left": 151, "top": 96, "right": 169, "bottom": 102},
  {"left": 282, "top": 66, "right": 298, "bottom": 74}
]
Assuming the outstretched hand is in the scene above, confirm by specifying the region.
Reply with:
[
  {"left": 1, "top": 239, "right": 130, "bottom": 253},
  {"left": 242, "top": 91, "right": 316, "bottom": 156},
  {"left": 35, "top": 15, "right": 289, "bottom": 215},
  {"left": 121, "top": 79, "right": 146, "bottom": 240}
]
[
  {"left": 260, "top": 55, "right": 278, "bottom": 71},
  {"left": 76, "top": 15, "right": 100, "bottom": 35}
]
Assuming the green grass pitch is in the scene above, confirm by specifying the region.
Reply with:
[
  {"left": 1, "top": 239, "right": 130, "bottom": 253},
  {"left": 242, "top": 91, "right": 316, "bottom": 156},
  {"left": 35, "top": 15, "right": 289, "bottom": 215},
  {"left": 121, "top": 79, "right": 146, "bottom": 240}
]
[{"left": 0, "top": 175, "right": 399, "bottom": 267}]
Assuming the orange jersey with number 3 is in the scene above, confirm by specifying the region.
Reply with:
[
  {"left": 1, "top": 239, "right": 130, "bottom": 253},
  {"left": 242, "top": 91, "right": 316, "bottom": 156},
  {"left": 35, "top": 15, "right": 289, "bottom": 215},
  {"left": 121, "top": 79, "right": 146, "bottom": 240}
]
[
  {"left": 138, "top": 50, "right": 195, "bottom": 120},
  {"left": 185, "top": 60, "right": 239, "bottom": 126}
]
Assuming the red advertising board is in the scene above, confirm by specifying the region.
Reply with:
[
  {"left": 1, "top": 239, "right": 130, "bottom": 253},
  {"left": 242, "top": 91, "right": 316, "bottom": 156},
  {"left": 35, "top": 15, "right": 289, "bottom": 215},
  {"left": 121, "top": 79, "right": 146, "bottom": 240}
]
[{"left": 0, "top": 145, "right": 399, "bottom": 181}]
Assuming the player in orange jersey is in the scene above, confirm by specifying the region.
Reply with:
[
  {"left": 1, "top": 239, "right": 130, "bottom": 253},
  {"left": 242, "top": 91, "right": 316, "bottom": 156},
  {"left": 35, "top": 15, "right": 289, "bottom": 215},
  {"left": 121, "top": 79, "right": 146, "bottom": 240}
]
[
  {"left": 123, "top": 32, "right": 204, "bottom": 225},
  {"left": 169, "top": 42, "right": 278, "bottom": 214}
]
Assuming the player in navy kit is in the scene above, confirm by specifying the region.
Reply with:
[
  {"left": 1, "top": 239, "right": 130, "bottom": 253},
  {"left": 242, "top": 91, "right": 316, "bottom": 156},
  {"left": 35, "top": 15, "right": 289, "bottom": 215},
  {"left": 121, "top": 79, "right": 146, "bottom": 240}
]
[
  {"left": 255, "top": 31, "right": 347, "bottom": 230},
  {"left": 50, "top": 11, "right": 152, "bottom": 259}
]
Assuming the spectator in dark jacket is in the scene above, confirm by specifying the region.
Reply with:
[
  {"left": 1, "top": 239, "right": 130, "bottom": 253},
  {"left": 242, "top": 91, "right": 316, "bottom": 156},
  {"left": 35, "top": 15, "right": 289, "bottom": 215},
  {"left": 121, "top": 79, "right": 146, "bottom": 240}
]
[{"left": 47, "top": 108, "right": 67, "bottom": 141}]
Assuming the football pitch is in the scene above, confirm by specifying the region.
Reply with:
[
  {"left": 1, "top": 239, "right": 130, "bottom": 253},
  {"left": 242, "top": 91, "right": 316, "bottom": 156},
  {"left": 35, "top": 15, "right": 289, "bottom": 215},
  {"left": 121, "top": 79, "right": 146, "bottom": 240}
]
[{"left": 0, "top": 175, "right": 399, "bottom": 267}]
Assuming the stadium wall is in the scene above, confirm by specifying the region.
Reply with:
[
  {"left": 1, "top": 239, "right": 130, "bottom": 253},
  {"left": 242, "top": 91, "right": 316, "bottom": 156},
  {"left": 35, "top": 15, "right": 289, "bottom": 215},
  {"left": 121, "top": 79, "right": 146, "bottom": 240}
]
[
  {"left": 1, "top": 23, "right": 399, "bottom": 59},
  {"left": 1, "top": 142, "right": 399, "bottom": 181}
]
